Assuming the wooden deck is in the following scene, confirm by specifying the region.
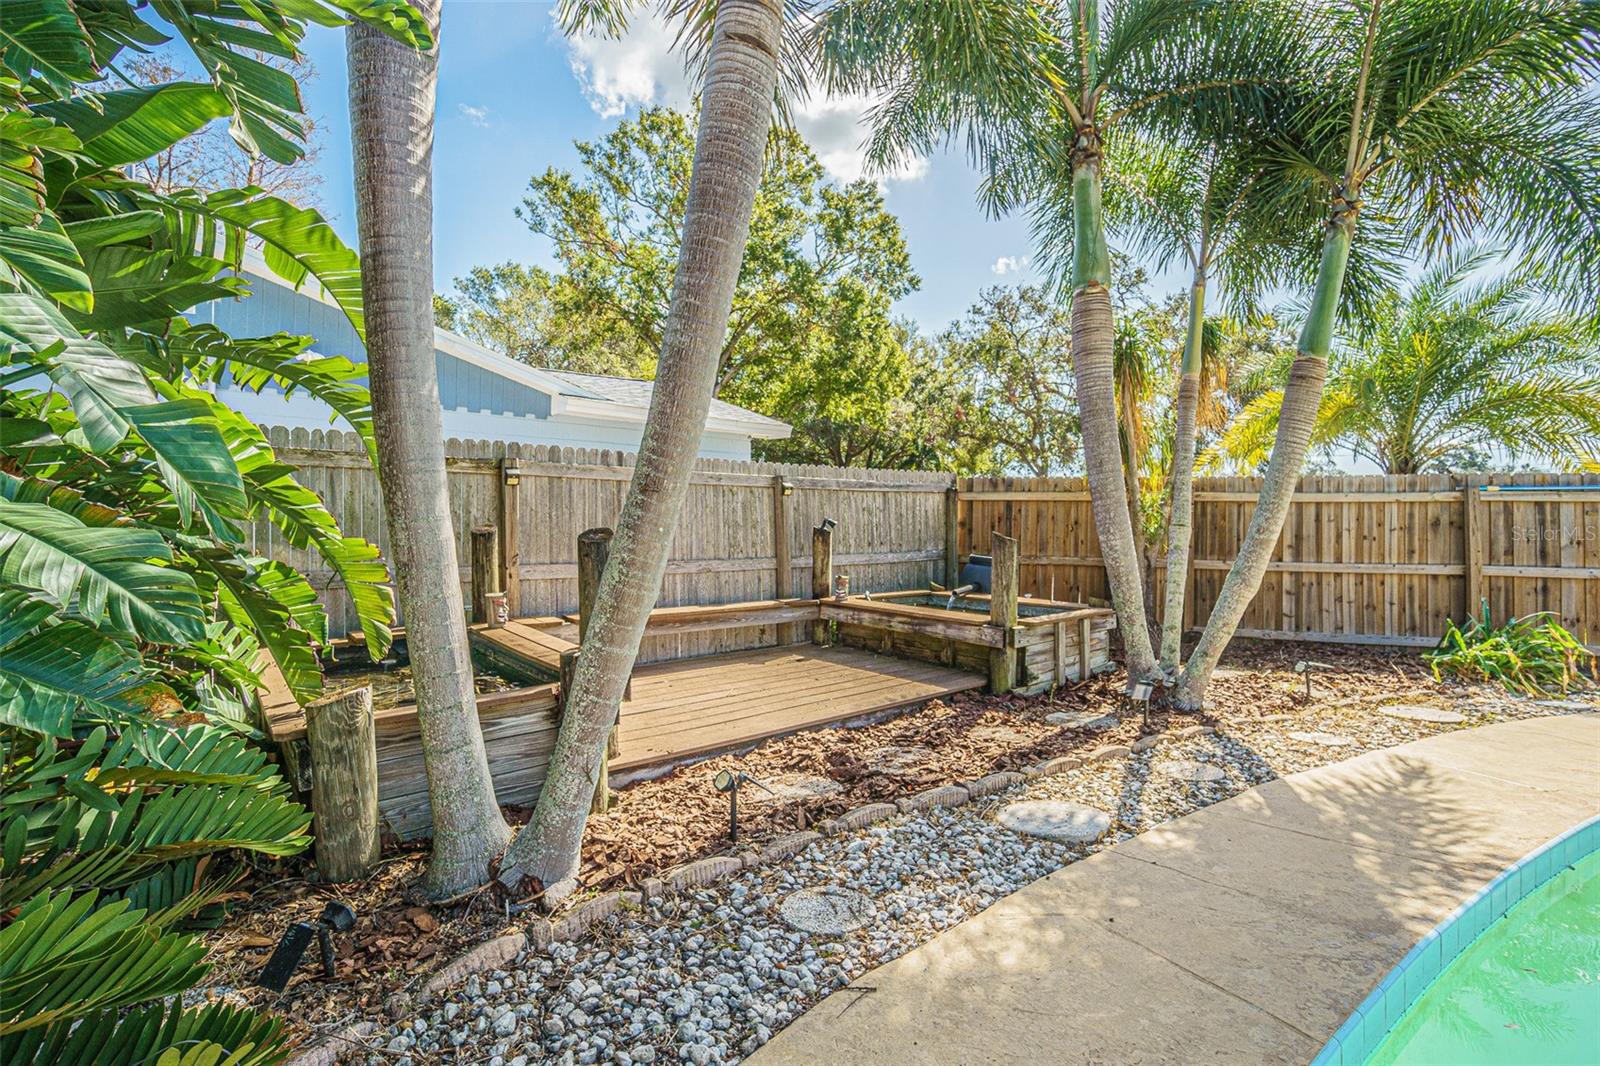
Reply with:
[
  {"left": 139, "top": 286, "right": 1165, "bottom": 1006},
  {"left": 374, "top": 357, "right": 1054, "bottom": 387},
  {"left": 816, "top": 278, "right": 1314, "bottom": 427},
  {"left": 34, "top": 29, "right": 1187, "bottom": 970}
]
[
  {"left": 468, "top": 619, "right": 576, "bottom": 677},
  {"left": 614, "top": 644, "right": 985, "bottom": 774},
  {"left": 262, "top": 636, "right": 985, "bottom": 839}
]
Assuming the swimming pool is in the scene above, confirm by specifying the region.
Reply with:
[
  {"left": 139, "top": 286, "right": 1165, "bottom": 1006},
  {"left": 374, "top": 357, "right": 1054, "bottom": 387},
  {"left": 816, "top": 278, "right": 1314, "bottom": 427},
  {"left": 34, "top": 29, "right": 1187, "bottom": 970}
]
[{"left": 1314, "top": 815, "right": 1600, "bottom": 1065}]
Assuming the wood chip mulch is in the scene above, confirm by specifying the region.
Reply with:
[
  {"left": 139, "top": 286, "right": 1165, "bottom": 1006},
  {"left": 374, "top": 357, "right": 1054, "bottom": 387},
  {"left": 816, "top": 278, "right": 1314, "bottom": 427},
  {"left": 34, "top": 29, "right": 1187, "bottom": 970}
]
[{"left": 195, "top": 639, "right": 1446, "bottom": 1032}]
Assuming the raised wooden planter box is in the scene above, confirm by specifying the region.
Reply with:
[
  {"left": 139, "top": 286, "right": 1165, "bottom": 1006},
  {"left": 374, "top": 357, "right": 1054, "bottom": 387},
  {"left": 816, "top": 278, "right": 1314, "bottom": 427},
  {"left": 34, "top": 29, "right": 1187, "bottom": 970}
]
[
  {"left": 822, "top": 591, "right": 1116, "bottom": 693},
  {"left": 266, "top": 668, "right": 562, "bottom": 842}
]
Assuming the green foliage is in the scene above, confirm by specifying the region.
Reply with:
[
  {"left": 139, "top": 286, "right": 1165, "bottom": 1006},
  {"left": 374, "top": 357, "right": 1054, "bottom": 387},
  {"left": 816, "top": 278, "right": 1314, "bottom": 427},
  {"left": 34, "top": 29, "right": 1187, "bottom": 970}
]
[
  {"left": 0, "top": 3, "right": 422, "bottom": 1063},
  {"left": 930, "top": 285, "right": 1079, "bottom": 476},
  {"left": 437, "top": 106, "right": 937, "bottom": 464},
  {"left": 1425, "top": 609, "right": 1597, "bottom": 696},
  {"left": 1213, "top": 252, "right": 1600, "bottom": 474}
]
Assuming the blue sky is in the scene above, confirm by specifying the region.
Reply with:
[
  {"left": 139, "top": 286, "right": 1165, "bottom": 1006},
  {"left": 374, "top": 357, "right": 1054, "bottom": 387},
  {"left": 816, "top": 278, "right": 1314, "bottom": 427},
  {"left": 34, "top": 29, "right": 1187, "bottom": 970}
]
[{"left": 291, "top": 2, "right": 1086, "bottom": 336}]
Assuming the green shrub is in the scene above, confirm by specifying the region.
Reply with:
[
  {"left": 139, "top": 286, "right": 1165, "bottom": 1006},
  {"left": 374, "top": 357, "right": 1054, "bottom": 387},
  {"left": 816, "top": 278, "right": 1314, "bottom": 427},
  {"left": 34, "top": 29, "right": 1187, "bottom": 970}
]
[
  {"left": 1, "top": 2, "right": 431, "bottom": 1060},
  {"left": 1424, "top": 607, "right": 1598, "bottom": 696}
]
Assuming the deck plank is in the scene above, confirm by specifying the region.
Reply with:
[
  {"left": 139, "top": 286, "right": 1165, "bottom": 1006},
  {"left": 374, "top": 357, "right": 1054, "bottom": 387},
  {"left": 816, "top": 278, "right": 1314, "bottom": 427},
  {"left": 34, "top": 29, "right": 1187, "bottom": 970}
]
[{"left": 613, "top": 645, "right": 983, "bottom": 773}]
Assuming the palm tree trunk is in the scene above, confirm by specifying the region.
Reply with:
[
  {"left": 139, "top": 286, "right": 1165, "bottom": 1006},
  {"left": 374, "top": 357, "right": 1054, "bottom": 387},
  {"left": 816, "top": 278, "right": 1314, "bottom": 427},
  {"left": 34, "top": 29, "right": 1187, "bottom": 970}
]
[
  {"left": 1158, "top": 272, "right": 1206, "bottom": 675},
  {"left": 1174, "top": 218, "right": 1352, "bottom": 708},
  {"left": 496, "top": 0, "right": 781, "bottom": 894},
  {"left": 1071, "top": 141, "right": 1158, "bottom": 684},
  {"left": 1118, "top": 378, "right": 1157, "bottom": 643},
  {"left": 346, "top": 0, "right": 511, "bottom": 897}
]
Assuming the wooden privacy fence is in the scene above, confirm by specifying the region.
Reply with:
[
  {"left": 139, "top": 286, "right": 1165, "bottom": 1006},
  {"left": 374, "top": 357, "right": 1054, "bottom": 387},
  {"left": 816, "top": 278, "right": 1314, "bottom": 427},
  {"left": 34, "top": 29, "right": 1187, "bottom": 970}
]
[
  {"left": 959, "top": 472, "right": 1600, "bottom": 648},
  {"left": 257, "top": 427, "right": 956, "bottom": 662}
]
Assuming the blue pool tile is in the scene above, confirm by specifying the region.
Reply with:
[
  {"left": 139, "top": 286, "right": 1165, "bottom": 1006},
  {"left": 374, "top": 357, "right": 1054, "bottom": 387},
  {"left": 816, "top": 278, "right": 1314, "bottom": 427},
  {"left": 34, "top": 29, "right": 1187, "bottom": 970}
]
[
  {"left": 1309, "top": 1033, "right": 1343, "bottom": 1066},
  {"left": 1354, "top": 1005, "right": 1391, "bottom": 1060}
]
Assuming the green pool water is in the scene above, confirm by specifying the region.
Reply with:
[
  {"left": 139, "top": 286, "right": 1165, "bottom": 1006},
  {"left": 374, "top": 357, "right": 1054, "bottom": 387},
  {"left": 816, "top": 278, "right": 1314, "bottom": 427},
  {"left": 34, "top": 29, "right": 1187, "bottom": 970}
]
[{"left": 1367, "top": 850, "right": 1600, "bottom": 1065}]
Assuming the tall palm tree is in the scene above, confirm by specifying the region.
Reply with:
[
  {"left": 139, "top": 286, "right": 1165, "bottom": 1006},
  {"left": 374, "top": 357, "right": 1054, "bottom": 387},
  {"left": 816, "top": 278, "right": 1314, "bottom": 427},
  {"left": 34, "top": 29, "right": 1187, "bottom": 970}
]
[
  {"left": 818, "top": 0, "right": 1295, "bottom": 685},
  {"left": 1174, "top": 0, "right": 1600, "bottom": 708},
  {"left": 1077, "top": 134, "right": 1328, "bottom": 673},
  {"left": 496, "top": 0, "right": 784, "bottom": 895},
  {"left": 1215, "top": 252, "right": 1600, "bottom": 474},
  {"left": 347, "top": 0, "right": 512, "bottom": 897}
]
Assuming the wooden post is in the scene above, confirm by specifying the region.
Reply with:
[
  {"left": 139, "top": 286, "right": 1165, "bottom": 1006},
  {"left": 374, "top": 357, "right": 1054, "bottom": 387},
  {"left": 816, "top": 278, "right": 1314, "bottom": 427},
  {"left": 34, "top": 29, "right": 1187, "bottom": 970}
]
[
  {"left": 811, "top": 522, "right": 834, "bottom": 644},
  {"left": 469, "top": 526, "right": 498, "bottom": 624},
  {"left": 576, "top": 527, "right": 613, "bottom": 643},
  {"left": 499, "top": 459, "right": 522, "bottom": 617},
  {"left": 772, "top": 478, "right": 793, "bottom": 643},
  {"left": 557, "top": 648, "right": 578, "bottom": 718},
  {"left": 1464, "top": 476, "right": 1486, "bottom": 621},
  {"left": 988, "top": 532, "right": 1019, "bottom": 693},
  {"left": 1078, "top": 615, "right": 1094, "bottom": 682},
  {"left": 944, "top": 485, "right": 961, "bottom": 588},
  {"left": 772, "top": 477, "right": 793, "bottom": 598},
  {"left": 304, "top": 685, "right": 379, "bottom": 882},
  {"left": 576, "top": 528, "right": 617, "bottom": 813}
]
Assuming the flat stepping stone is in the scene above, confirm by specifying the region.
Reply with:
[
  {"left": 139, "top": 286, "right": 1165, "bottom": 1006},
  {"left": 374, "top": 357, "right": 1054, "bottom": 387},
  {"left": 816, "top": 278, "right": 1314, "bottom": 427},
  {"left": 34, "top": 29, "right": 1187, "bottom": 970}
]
[
  {"left": 1046, "top": 712, "right": 1118, "bottom": 731},
  {"left": 868, "top": 744, "right": 935, "bottom": 773},
  {"left": 748, "top": 773, "right": 843, "bottom": 805},
  {"left": 1534, "top": 699, "right": 1594, "bottom": 710},
  {"left": 1162, "top": 759, "right": 1227, "bottom": 783},
  {"left": 1288, "top": 731, "right": 1355, "bottom": 747},
  {"left": 968, "top": 725, "right": 1037, "bottom": 745},
  {"left": 779, "top": 887, "right": 875, "bottom": 935},
  {"left": 997, "top": 800, "right": 1111, "bottom": 844},
  {"left": 1380, "top": 704, "right": 1466, "bottom": 724}
]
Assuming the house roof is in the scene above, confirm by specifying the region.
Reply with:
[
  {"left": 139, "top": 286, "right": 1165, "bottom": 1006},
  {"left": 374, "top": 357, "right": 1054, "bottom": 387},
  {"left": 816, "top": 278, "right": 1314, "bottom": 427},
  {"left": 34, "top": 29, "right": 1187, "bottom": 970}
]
[
  {"left": 545, "top": 371, "right": 793, "bottom": 438},
  {"left": 235, "top": 253, "right": 791, "bottom": 441}
]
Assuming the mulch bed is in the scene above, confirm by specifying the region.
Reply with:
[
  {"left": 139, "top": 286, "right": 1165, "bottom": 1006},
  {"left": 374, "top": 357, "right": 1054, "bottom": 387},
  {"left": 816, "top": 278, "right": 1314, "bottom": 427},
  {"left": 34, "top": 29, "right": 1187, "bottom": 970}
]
[{"left": 197, "top": 639, "right": 1445, "bottom": 1032}]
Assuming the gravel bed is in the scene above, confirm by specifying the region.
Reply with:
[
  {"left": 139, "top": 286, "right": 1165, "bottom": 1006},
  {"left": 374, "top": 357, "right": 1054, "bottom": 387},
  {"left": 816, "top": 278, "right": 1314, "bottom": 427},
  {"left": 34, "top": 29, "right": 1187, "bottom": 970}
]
[{"left": 353, "top": 692, "right": 1592, "bottom": 1066}]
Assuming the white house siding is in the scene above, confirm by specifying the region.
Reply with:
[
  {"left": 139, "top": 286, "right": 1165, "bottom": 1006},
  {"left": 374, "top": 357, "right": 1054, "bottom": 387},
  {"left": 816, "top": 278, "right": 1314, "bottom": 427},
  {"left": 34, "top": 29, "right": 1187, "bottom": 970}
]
[
  {"left": 192, "top": 271, "right": 779, "bottom": 460},
  {"left": 218, "top": 387, "right": 754, "bottom": 460}
]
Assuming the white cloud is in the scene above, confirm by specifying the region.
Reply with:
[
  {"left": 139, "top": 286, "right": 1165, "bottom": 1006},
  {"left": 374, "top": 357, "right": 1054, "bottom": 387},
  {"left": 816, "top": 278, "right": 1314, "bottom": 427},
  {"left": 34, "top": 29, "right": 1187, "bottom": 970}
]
[
  {"left": 561, "top": 9, "right": 926, "bottom": 185},
  {"left": 991, "top": 255, "right": 1032, "bottom": 276},
  {"left": 458, "top": 103, "right": 491, "bottom": 127},
  {"left": 564, "top": 9, "right": 693, "bottom": 119},
  {"left": 791, "top": 93, "right": 929, "bottom": 184}
]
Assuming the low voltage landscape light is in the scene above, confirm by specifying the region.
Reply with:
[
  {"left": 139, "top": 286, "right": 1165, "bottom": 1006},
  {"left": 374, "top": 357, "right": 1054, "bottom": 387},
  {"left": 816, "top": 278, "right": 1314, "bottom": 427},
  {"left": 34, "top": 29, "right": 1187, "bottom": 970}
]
[
  {"left": 1128, "top": 678, "right": 1155, "bottom": 730},
  {"left": 1294, "top": 660, "right": 1338, "bottom": 699},
  {"left": 713, "top": 769, "right": 774, "bottom": 842},
  {"left": 256, "top": 901, "right": 357, "bottom": 993}
]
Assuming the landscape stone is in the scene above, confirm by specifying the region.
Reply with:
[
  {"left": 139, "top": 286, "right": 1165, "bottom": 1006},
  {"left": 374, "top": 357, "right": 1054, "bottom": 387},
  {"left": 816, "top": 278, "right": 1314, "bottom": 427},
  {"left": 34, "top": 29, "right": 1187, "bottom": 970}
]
[
  {"left": 968, "top": 725, "right": 1038, "bottom": 746},
  {"left": 1162, "top": 759, "right": 1227, "bottom": 783},
  {"left": 1045, "top": 712, "right": 1118, "bottom": 731},
  {"left": 778, "top": 887, "right": 876, "bottom": 935},
  {"left": 962, "top": 771, "right": 1027, "bottom": 798},
  {"left": 996, "top": 800, "right": 1112, "bottom": 844},
  {"left": 1380, "top": 704, "right": 1466, "bottom": 724},
  {"left": 1288, "top": 731, "right": 1355, "bottom": 747},
  {"left": 896, "top": 785, "right": 970, "bottom": 813},
  {"left": 867, "top": 744, "right": 935, "bottom": 773},
  {"left": 746, "top": 773, "right": 843, "bottom": 805}
]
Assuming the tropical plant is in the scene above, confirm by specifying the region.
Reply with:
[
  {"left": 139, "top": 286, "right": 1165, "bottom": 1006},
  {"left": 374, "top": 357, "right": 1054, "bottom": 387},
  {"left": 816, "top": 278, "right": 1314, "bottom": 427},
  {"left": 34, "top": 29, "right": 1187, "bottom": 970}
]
[
  {"left": 1, "top": 1, "right": 428, "bottom": 1059},
  {"left": 1214, "top": 252, "right": 1600, "bottom": 474},
  {"left": 347, "top": 0, "right": 512, "bottom": 898},
  {"left": 1066, "top": 131, "right": 1350, "bottom": 673},
  {"left": 817, "top": 0, "right": 1300, "bottom": 686},
  {"left": 496, "top": 0, "right": 787, "bottom": 895},
  {"left": 1425, "top": 608, "right": 1597, "bottom": 696},
  {"left": 1173, "top": 0, "right": 1600, "bottom": 709}
]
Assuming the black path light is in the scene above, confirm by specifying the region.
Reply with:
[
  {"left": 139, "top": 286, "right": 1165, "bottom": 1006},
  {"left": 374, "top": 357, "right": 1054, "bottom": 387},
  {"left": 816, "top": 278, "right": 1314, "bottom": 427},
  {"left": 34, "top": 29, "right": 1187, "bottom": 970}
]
[
  {"left": 257, "top": 901, "right": 357, "bottom": 993},
  {"left": 713, "top": 769, "right": 774, "bottom": 843},
  {"left": 1294, "top": 660, "right": 1339, "bottom": 699},
  {"left": 1127, "top": 677, "right": 1155, "bottom": 731}
]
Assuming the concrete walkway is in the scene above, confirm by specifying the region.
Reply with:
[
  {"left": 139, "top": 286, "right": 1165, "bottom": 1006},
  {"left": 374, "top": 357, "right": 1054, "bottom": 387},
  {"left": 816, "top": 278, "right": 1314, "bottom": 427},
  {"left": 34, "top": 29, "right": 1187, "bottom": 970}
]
[{"left": 750, "top": 714, "right": 1600, "bottom": 1065}]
